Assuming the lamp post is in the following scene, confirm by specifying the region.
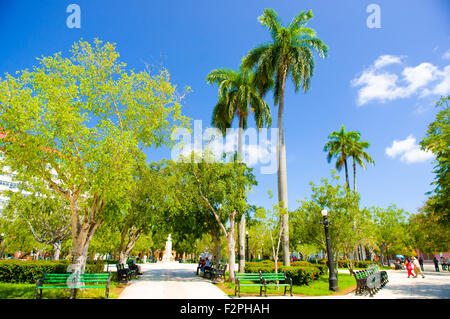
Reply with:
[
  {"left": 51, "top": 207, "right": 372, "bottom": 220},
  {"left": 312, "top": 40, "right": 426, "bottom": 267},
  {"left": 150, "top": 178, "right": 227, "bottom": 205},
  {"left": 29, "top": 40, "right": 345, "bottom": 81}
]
[
  {"left": 321, "top": 209, "right": 339, "bottom": 292},
  {"left": 245, "top": 231, "right": 249, "bottom": 261}
]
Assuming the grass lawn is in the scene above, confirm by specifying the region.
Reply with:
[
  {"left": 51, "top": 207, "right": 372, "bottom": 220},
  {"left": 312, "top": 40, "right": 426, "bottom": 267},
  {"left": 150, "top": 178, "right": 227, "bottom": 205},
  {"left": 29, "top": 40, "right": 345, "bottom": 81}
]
[
  {"left": 215, "top": 273, "right": 357, "bottom": 297},
  {"left": 0, "top": 281, "right": 128, "bottom": 299}
]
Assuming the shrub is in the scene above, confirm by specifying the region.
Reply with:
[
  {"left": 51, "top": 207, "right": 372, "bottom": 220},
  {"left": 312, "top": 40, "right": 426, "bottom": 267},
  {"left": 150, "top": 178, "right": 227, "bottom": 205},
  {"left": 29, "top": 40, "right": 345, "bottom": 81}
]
[
  {"left": 243, "top": 261, "right": 324, "bottom": 286},
  {"left": 279, "top": 266, "right": 321, "bottom": 286},
  {"left": 0, "top": 260, "right": 110, "bottom": 284}
]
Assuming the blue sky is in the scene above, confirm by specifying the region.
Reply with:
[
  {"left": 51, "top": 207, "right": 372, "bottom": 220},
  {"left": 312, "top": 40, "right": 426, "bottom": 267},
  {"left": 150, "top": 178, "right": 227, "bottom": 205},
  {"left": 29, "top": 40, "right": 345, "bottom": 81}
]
[{"left": 0, "top": 0, "right": 449, "bottom": 215}]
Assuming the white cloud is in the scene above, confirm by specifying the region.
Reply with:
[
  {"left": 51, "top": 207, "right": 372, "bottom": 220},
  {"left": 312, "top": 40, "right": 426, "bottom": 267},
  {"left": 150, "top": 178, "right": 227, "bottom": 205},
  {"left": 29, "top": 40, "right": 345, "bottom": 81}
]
[
  {"left": 351, "top": 55, "right": 450, "bottom": 106},
  {"left": 385, "top": 135, "right": 434, "bottom": 164},
  {"left": 373, "top": 55, "right": 404, "bottom": 69}
]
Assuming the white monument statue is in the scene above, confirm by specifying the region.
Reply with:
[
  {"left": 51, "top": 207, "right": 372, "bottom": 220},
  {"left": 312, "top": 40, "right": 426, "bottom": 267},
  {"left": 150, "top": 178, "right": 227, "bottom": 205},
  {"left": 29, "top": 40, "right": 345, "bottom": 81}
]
[{"left": 161, "top": 234, "right": 174, "bottom": 263}]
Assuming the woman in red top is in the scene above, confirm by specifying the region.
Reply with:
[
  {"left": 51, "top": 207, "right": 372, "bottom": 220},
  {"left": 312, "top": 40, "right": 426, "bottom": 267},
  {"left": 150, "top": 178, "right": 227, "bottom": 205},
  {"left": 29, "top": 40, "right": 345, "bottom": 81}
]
[{"left": 405, "top": 258, "right": 415, "bottom": 278}]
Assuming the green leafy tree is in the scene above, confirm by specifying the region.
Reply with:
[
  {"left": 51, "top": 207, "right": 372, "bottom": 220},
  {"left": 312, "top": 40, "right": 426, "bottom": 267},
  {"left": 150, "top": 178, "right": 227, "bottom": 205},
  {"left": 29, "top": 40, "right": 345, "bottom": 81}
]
[
  {"left": 170, "top": 151, "right": 256, "bottom": 281},
  {"left": 254, "top": 190, "right": 287, "bottom": 274},
  {"left": 0, "top": 39, "right": 189, "bottom": 272},
  {"left": 370, "top": 205, "right": 409, "bottom": 265},
  {"left": 290, "top": 172, "right": 366, "bottom": 274},
  {"left": 116, "top": 161, "right": 174, "bottom": 264},
  {"left": 408, "top": 201, "right": 450, "bottom": 254},
  {"left": 3, "top": 190, "right": 71, "bottom": 260},
  {"left": 243, "top": 9, "right": 328, "bottom": 265},
  {"left": 207, "top": 67, "right": 271, "bottom": 272},
  {"left": 420, "top": 95, "right": 449, "bottom": 223}
]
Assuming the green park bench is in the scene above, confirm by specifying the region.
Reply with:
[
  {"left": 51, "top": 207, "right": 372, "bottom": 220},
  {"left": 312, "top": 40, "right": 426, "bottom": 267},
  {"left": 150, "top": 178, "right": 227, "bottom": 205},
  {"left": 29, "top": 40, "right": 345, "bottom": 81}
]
[
  {"left": 34, "top": 272, "right": 111, "bottom": 299},
  {"left": 353, "top": 265, "right": 388, "bottom": 297},
  {"left": 259, "top": 271, "right": 293, "bottom": 297},
  {"left": 234, "top": 273, "right": 264, "bottom": 297},
  {"left": 210, "top": 264, "right": 227, "bottom": 281}
]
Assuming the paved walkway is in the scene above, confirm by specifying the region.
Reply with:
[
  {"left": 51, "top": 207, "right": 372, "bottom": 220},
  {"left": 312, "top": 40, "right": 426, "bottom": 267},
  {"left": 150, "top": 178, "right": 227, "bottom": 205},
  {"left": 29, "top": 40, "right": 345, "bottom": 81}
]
[
  {"left": 118, "top": 262, "right": 229, "bottom": 299},
  {"left": 117, "top": 262, "right": 450, "bottom": 299}
]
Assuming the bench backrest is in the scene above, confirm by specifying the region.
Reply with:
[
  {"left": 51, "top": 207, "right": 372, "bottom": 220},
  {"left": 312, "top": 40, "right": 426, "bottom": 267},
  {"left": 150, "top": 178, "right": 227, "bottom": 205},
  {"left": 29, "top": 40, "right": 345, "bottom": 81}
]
[
  {"left": 43, "top": 273, "right": 110, "bottom": 283},
  {"left": 259, "top": 272, "right": 287, "bottom": 281},
  {"left": 235, "top": 273, "right": 262, "bottom": 282}
]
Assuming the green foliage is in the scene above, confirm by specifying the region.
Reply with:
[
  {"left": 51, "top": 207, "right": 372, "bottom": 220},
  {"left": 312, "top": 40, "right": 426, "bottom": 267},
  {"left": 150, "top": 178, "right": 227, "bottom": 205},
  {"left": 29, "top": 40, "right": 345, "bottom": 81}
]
[
  {"left": 290, "top": 172, "right": 365, "bottom": 257},
  {"left": 2, "top": 190, "right": 71, "bottom": 259},
  {"left": 242, "top": 8, "right": 328, "bottom": 102},
  {"left": 408, "top": 207, "right": 450, "bottom": 253},
  {"left": 279, "top": 266, "right": 321, "bottom": 286},
  {"left": 0, "top": 260, "right": 108, "bottom": 283},
  {"left": 0, "top": 38, "right": 190, "bottom": 268},
  {"left": 420, "top": 95, "right": 450, "bottom": 223},
  {"left": 206, "top": 67, "right": 271, "bottom": 136},
  {"left": 244, "top": 261, "right": 325, "bottom": 286}
]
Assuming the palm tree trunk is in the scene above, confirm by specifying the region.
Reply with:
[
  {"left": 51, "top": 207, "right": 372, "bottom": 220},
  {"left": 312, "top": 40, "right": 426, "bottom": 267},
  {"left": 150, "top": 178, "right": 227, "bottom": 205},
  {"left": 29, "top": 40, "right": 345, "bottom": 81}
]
[
  {"left": 278, "top": 73, "right": 290, "bottom": 267},
  {"left": 352, "top": 157, "right": 356, "bottom": 193},
  {"left": 344, "top": 158, "right": 350, "bottom": 190},
  {"left": 237, "top": 114, "right": 246, "bottom": 273}
]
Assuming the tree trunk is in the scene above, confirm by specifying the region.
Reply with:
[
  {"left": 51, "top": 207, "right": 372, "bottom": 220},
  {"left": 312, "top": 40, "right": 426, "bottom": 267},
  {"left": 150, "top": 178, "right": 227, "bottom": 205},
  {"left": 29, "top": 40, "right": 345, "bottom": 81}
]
[
  {"left": 238, "top": 214, "right": 246, "bottom": 272},
  {"left": 52, "top": 241, "right": 62, "bottom": 260},
  {"left": 214, "top": 231, "right": 221, "bottom": 264},
  {"left": 352, "top": 157, "right": 356, "bottom": 192},
  {"left": 277, "top": 74, "right": 290, "bottom": 267},
  {"left": 118, "top": 227, "right": 143, "bottom": 264},
  {"left": 344, "top": 158, "right": 350, "bottom": 190},
  {"left": 227, "top": 213, "right": 237, "bottom": 282},
  {"left": 237, "top": 114, "right": 246, "bottom": 273},
  {"left": 69, "top": 199, "right": 102, "bottom": 274}
]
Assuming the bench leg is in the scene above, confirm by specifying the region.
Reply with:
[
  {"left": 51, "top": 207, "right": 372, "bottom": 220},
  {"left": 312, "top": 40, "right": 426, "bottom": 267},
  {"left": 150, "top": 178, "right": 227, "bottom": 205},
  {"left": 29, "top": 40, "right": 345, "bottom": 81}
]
[
  {"left": 106, "top": 281, "right": 110, "bottom": 299},
  {"left": 34, "top": 282, "right": 39, "bottom": 300}
]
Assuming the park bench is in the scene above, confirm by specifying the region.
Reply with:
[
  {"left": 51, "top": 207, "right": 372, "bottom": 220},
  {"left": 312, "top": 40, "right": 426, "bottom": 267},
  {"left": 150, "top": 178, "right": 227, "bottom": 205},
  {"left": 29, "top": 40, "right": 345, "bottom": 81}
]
[
  {"left": 353, "top": 265, "right": 388, "bottom": 297},
  {"left": 34, "top": 272, "right": 111, "bottom": 299},
  {"left": 127, "top": 260, "right": 143, "bottom": 276},
  {"left": 259, "top": 271, "right": 293, "bottom": 297},
  {"left": 106, "top": 263, "right": 117, "bottom": 272},
  {"left": 202, "top": 262, "right": 215, "bottom": 279},
  {"left": 117, "top": 263, "right": 133, "bottom": 282},
  {"left": 210, "top": 264, "right": 227, "bottom": 281},
  {"left": 234, "top": 273, "right": 264, "bottom": 297}
]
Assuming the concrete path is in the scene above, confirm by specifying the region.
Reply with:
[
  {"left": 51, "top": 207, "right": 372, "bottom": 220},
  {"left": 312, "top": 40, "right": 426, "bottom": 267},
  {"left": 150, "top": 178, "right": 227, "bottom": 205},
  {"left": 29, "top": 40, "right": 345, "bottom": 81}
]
[
  {"left": 238, "top": 264, "right": 450, "bottom": 299},
  {"left": 118, "top": 262, "right": 229, "bottom": 299},
  {"left": 117, "top": 262, "right": 450, "bottom": 299}
]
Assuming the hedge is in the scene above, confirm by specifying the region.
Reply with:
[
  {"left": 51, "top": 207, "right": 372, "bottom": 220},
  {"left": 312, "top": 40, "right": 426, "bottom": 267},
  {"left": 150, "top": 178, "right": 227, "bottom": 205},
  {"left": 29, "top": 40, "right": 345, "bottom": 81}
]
[
  {"left": 309, "top": 259, "right": 377, "bottom": 269},
  {"left": 244, "top": 261, "right": 324, "bottom": 286},
  {"left": 0, "top": 260, "right": 109, "bottom": 284},
  {"left": 279, "top": 266, "right": 321, "bottom": 286}
]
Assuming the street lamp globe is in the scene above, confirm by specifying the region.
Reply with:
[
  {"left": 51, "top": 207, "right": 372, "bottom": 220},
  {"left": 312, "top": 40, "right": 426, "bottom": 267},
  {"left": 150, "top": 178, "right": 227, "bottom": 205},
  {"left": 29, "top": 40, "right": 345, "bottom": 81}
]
[{"left": 321, "top": 209, "right": 328, "bottom": 217}]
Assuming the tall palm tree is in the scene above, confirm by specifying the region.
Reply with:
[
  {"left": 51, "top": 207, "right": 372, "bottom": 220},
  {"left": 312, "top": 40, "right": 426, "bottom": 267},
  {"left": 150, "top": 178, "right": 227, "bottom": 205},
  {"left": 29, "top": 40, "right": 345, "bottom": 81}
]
[
  {"left": 348, "top": 134, "right": 374, "bottom": 261},
  {"left": 323, "top": 125, "right": 359, "bottom": 190},
  {"left": 206, "top": 67, "right": 271, "bottom": 272},
  {"left": 348, "top": 134, "right": 374, "bottom": 193},
  {"left": 242, "top": 9, "right": 328, "bottom": 266}
]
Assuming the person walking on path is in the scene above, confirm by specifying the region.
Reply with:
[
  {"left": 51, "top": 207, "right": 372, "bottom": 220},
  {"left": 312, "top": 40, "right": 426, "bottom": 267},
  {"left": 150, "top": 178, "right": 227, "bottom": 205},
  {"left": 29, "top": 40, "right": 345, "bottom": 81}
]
[
  {"left": 441, "top": 257, "right": 447, "bottom": 271},
  {"left": 419, "top": 256, "right": 424, "bottom": 272},
  {"left": 433, "top": 256, "right": 441, "bottom": 272},
  {"left": 405, "top": 258, "right": 415, "bottom": 278},
  {"left": 433, "top": 256, "right": 440, "bottom": 272},
  {"left": 412, "top": 257, "right": 425, "bottom": 278}
]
